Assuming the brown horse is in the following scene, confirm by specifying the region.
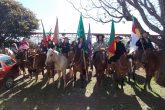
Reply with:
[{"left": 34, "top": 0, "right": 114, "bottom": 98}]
[
  {"left": 27, "top": 50, "right": 47, "bottom": 81},
  {"left": 93, "top": 50, "right": 107, "bottom": 87},
  {"left": 110, "top": 54, "right": 131, "bottom": 90},
  {"left": 68, "top": 42, "right": 89, "bottom": 88},
  {"left": 132, "top": 49, "right": 160, "bottom": 90},
  {"left": 15, "top": 49, "right": 29, "bottom": 78}
]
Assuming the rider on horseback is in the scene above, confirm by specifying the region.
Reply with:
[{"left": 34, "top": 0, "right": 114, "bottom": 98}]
[
  {"left": 40, "top": 40, "right": 48, "bottom": 53},
  {"left": 93, "top": 34, "right": 107, "bottom": 58},
  {"left": 108, "top": 36, "right": 126, "bottom": 64},
  {"left": 60, "top": 37, "right": 70, "bottom": 58},
  {"left": 19, "top": 37, "right": 29, "bottom": 51},
  {"left": 136, "top": 31, "right": 154, "bottom": 62},
  {"left": 18, "top": 37, "right": 29, "bottom": 60},
  {"left": 47, "top": 39, "right": 55, "bottom": 49}
]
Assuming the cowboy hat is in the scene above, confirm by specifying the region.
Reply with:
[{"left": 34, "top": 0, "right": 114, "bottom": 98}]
[
  {"left": 141, "top": 30, "right": 149, "bottom": 34},
  {"left": 94, "top": 34, "right": 105, "bottom": 38}
]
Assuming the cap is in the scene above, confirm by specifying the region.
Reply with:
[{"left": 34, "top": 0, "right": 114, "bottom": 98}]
[{"left": 115, "top": 36, "right": 123, "bottom": 39}]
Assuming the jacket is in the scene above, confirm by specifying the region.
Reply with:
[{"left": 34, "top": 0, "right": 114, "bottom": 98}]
[
  {"left": 61, "top": 42, "right": 70, "bottom": 54},
  {"left": 136, "top": 38, "right": 153, "bottom": 50}
]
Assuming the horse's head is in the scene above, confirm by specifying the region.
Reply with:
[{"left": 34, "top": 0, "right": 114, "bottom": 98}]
[
  {"left": 45, "top": 49, "right": 58, "bottom": 66},
  {"left": 68, "top": 41, "right": 78, "bottom": 61},
  {"left": 93, "top": 50, "right": 107, "bottom": 65}
]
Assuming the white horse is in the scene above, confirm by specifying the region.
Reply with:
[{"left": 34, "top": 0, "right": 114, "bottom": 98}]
[{"left": 45, "top": 49, "right": 68, "bottom": 88}]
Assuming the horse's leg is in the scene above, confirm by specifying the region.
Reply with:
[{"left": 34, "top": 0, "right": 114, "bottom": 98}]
[
  {"left": 73, "top": 68, "right": 76, "bottom": 81},
  {"left": 144, "top": 74, "right": 150, "bottom": 90},
  {"left": 46, "top": 68, "right": 51, "bottom": 82},
  {"left": 147, "top": 75, "right": 152, "bottom": 91},
  {"left": 90, "top": 60, "right": 93, "bottom": 71},
  {"left": 112, "top": 72, "right": 119, "bottom": 89},
  {"left": 121, "top": 77, "right": 125, "bottom": 90},
  {"left": 41, "top": 69, "right": 44, "bottom": 79},
  {"left": 62, "top": 70, "right": 66, "bottom": 88},
  {"left": 57, "top": 71, "right": 61, "bottom": 88},
  {"left": 28, "top": 68, "right": 33, "bottom": 80},
  {"left": 80, "top": 69, "right": 86, "bottom": 88},
  {"left": 100, "top": 72, "right": 105, "bottom": 88},
  {"left": 132, "top": 64, "right": 136, "bottom": 83},
  {"left": 35, "top": 71, "right": 38, "bottom": 82},
  {"left": 22, "top": 67, "right": 26, "bottom": 78},
  {"left": 111, "top": 73, "right": 118, "bottom": 97},
  {"left": 96, "top": 70, "right": 101, "bottom": 88}
]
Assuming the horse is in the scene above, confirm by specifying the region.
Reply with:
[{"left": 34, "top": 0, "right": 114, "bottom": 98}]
[
  {"left": 45, "top": 49, "right": 67, "bottom": 88},
  {"left": 93, "top": 49, "right": 107, "bottom": 87},
  {"left": 110, "top": 54, "right": 131, "bottom": 90},
  {"left": 68, "top": 42, "right": 89, "bottom": 88},
  {"left": 27, "top": 49, "right": 47, "bottom": 81},
  {"left": 131, "top": 49, "right": 160, "bottom": 90}
]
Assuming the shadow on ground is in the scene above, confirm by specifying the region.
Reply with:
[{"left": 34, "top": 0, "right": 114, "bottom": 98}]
[{"left": 0, "top": 71, "right": 165, "bottom": 110}]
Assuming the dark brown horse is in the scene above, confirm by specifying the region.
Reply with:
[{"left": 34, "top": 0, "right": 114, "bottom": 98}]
[
  {"left": 132, "top": 49, "right": 160, "bottom": 90},
  {"left": 110, "top": 54, "right": 131, "bottom": 90},
  {"left": 15, "top": 49, "right": 29, "bottom": 78},
  {"left": 68, "top": 42, "right": 89, "bottom": 88},
  {"left": 93, "top": 50, "right": 107, "bottom": 87},
  {"left": 27, "top": 51, "right": 47, "bottom": 81}
]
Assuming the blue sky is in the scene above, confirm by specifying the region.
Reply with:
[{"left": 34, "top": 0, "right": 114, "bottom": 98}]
[{"left": 17, "top": 0, "right": 156, "bottom": 35}]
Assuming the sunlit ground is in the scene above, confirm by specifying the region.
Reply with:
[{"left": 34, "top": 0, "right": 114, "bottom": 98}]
[{"left": 0, "top": 68, "right": 165, "bottom": 110}]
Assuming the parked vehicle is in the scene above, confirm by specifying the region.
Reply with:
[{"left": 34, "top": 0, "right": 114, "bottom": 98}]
[{"left": 0, "top": 54, "right": 19, "bottom": 89}]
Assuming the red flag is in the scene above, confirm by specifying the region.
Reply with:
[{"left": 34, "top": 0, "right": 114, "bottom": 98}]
[
  {"left": 107, "top": 20, "right": 116, "bottom": 58},
  {"left": 41, "top": 20, "right": 47, "bottom": 45},
  {"left": 47, "top": 28, "right": 52, "bottom": 40},
  {"left": 52, "top": 18, "right": 59, "bottom": 43}
]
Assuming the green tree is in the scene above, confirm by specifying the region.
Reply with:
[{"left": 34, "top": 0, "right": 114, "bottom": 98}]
[{"left": 0, "top": 0, "right": 39, "bottom": 45}]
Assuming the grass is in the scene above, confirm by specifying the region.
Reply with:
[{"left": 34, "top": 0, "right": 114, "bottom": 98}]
[{"left": 0, "top": 69, "right": 165, "bottom": 110}]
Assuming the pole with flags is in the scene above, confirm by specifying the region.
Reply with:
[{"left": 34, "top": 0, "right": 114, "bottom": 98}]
[
  {"left": 47, "top": 28, "right": 52, "bottom": 41},
  {"left": 107, "top": 20, "right": 116, "bottom": 58},
  {"left": 129, "top": 16, "right": 145, "bottom": 53},
  {"left": 41, "top": 19, "right": 47, "bottom": 45},
  {"left": 77, "top": 14, "right": 86, "bottom": 44},
  {"left": 87, "top": 23, "right": 92, "bottom": 60},
  {"left": 52, "top": 17, "right": 59, "bottom": 44},
  {"left": 77, "top": 14, "right": 88, "bottom": 81}
]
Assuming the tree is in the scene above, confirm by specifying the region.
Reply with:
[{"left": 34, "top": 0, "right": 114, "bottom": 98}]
[
  {"left": 67, "top": 0, "right": 165, "bottom": 48},
  {"left": 67, "top": 0, "right": 165, "bottom": 86},
  {"left": 0, "top": 0, "right": 39, "bottom": 46}
]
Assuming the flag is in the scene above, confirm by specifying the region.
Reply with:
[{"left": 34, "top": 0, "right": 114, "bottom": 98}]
[
  {"left": 87, "top": 23, "right": 92, "bottom": 58},
  {"left": 41, "top": 20, "right": 47, "bottom": 45},
  {"left": 52, "top": 18, "right": 59, "bottom": 43},
  {"left": 47, "top": 28, "right": 52, "bottom": 40},
  {"left": 129, "top": 16, "right": 144, "bottom": 53},
  {"left": 77, "top": 14, "right": 86, "bottom": 43},
  {"left": 107, "top": 20, "right": 116, "bottom": 58}
]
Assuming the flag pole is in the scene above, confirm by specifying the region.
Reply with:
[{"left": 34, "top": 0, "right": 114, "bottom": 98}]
[{"left": 140, "top": 35, "right": 147, "bottom": 58}]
